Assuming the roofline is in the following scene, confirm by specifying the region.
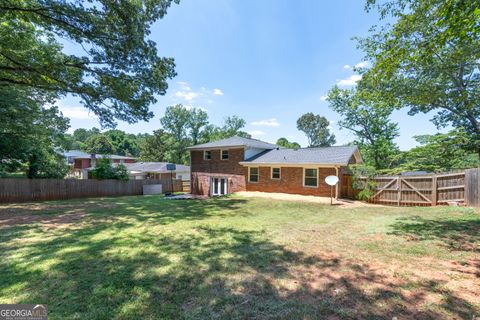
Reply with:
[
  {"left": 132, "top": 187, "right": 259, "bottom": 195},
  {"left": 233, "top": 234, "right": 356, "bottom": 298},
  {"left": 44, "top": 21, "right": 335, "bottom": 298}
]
[
  {"left": 187, "top": 145, "right": 247, "bottom": 150},
  {"left": 239, "top": 162, "right": 346, "bottom": 167}
]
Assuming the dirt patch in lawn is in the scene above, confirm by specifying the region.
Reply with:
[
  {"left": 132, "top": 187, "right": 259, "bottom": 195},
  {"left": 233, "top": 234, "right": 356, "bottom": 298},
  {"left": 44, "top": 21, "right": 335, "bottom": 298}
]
[
  {"left": 235, "top": 191, "right": 382, "bottom": 208},
  {"left": 0, "top": 202, "right": 116, "bottom": 227}
]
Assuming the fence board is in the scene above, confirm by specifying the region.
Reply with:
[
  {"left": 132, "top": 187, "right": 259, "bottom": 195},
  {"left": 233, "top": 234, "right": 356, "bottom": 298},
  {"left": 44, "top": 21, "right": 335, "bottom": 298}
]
[
  {"left": 0, "top": 179, "right": 183, "bottom": 203},
  {"left": 465, "top": 168, "right": 480, "bottom": 207},
  {"left": 341, "top": 169, "right": 479, "bottom": 207}
]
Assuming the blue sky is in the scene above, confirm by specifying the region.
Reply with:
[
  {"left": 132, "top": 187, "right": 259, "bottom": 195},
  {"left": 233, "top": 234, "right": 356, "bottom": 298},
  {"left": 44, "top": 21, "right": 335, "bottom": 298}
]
[{"left": 59, "top": 0, "right": 441, "bottom": 150}]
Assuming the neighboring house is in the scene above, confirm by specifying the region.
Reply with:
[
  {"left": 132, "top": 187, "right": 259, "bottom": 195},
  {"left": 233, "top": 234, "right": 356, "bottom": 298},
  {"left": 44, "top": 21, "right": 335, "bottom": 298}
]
[
  {"left": 123, "top": 162, "right": 190, "bottom": 181},
  {"left": 188, "top": 136, "right": 362, "bottom": 197},
  {"left": 64, "top": 150, "right": 136, "bottom": 179}
]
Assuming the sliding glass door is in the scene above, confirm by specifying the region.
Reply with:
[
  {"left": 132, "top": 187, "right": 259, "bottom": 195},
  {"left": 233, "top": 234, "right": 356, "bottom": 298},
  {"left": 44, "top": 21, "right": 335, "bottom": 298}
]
[{"left": 211, "top": 177, "right": 228, "bottom": 196}]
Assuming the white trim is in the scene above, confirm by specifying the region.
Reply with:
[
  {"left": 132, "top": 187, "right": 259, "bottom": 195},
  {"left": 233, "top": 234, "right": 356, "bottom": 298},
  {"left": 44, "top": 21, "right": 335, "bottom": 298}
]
[
  {"left": 248, "top": 167, "right": 259, "bottom": 183},
  {"left": 203, "top": 150, "right": 212, "bottom": 160},
  {"left": 271, "top": 167, "right": 281, "bottom": 180},
  {"left": 220, "top": 149, "right": 229, "bottom": 160},
  {"left": 303, "top": 167, "right": 318, "bottom": 188}
]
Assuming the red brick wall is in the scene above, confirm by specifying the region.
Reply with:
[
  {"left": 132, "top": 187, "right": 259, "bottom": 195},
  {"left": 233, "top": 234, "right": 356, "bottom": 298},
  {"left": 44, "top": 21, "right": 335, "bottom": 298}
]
[
  {"left": 190, "top": 148, "right": 247, "bottom": 195},
  {"left": 246, "top": 166, "right": 338, "bottom": 197},
  {"left": 74, "top": 159, "right": 91, "bottom": 169}
]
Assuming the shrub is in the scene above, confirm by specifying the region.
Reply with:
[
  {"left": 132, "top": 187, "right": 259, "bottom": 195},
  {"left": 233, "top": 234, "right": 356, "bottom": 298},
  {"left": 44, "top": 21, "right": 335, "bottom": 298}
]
[{"left": 349, "top": 164, "right": 378, "bottom": 201}]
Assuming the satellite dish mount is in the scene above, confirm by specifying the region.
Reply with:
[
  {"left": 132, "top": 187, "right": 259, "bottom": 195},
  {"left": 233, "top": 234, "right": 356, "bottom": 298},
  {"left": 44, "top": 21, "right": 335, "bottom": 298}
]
[{"left": 324, "top": 175, "right": 339, "bottom": 205}]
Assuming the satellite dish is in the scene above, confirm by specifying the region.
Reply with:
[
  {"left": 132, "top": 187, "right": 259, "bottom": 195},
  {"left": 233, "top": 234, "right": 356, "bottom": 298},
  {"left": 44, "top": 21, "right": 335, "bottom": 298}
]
[{"left": 325, "top": 175, "right": 339, "bottom": 186}]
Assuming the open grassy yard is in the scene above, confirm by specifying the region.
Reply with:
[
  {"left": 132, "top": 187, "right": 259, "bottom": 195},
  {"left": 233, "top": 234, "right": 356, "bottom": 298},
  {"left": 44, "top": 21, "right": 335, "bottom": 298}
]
[{"left": 0, "top": 195, "right": 479, "bottom": 319}]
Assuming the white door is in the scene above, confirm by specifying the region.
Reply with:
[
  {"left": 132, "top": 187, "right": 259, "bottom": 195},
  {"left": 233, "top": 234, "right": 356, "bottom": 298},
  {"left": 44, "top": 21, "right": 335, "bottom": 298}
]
[{"left": 211, "top": 177, "right": 228, "bottom": 196}]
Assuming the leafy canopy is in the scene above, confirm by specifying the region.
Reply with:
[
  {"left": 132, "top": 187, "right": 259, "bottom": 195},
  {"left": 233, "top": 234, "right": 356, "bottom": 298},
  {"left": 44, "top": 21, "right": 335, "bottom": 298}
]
[
  {"left": 0, "top": 0, "right": 178, "bottom": 127},
  {"left": 276, "top": 138, "right": 301, "bottom": 149},
  {"left": 296, "top": 113, "right": 336, "bottom": 147},
  {"left": 359, "top": 0, "right": 480, "bottom": 155},
  {"left": 327, "top": 86, "right": 400, "bottom": 170}
]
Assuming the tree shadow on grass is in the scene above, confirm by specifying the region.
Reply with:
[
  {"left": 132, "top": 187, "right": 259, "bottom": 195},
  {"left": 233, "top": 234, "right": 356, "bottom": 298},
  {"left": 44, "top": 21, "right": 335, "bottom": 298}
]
[
  {"left": 388, "top": 215, "right": 480, "bottom": 252},
  {"left": 1, "top": 219, "right": 478, "bottom": 319}
]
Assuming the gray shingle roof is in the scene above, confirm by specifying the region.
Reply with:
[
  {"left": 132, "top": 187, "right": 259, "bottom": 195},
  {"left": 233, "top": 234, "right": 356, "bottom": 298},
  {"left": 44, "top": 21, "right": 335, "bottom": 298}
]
[
  {"left": 188, "top": 136, "right": 277, "bottom": 150},
  {"left": 242, "top": 146, "right": 360, "bottom": 166},
  {"left": 124, "top": 162, "right": 190, "bottom": 173}
]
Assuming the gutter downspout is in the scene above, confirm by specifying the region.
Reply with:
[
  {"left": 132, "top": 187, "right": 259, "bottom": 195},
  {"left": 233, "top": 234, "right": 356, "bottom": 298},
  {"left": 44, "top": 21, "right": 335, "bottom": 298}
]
[{"left": 335, "top": 166, "right": 339, "bottom": 199}]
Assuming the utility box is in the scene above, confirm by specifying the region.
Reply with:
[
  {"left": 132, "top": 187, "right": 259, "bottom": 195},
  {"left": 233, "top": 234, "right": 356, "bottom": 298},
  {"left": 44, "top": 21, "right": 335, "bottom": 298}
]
[{"left": 143, "top": 184, "right": 162, "bottom": 195}]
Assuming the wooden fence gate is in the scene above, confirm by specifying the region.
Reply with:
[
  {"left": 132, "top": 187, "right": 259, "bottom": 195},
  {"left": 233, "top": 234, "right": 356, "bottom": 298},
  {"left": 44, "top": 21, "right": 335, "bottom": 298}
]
[{"left": 341, "top": 170, "right": 479, "bottom": 207}]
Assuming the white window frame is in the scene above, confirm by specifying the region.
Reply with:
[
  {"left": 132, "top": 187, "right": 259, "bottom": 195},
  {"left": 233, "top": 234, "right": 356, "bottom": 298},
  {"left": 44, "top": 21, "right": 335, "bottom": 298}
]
[
  {"left": 271, "top": 167, "right": 281, "bottom": 180},
  {"left": 220, "top": 149, "right": 229, "bottom": 160},
  {"left": 204, "top": 150, "right": 212, "bottom": 160},
  {"left": 248, "top": 167, "right": 259, "bottom": 183},
  {"left": 303, "top": 168, "right": 318, "bottom": 188}
]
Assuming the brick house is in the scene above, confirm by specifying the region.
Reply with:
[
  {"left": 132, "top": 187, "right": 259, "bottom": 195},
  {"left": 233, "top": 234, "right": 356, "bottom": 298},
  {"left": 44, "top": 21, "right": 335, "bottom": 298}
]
[{"left": 188, "top": 136, "right": 362, "bottom": 197}]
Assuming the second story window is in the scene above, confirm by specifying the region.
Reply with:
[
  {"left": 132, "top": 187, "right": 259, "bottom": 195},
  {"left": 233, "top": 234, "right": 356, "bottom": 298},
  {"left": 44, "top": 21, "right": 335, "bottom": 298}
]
[
  {"left": 204, "top": 150, "right": 212, "bottom": 160},
  {"left": 221, "top": 150, "right": 229, "bottom": 160}
]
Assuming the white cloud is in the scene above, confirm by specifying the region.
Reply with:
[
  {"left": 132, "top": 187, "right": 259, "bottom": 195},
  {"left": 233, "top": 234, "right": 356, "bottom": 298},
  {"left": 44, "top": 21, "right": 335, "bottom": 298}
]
[
  {"left": 213, "top": 88, "right": 224, "bottom": 96},
  {"left": 354, "top": 61, "right": 371, "bottom": 69},
  {"left": 343, "top": 64, "right": 351, "bottom": 70},
  {"left": 59, "top": 105, "right": 97, "bottom": 120},
  {"left": 173, "top": 81, "right": 224, "bottom": 102},
  {"left": 183, "top": 105, "right": 208, "bottom": 112},
  {"left": 248, "top": 130, "right": 266, "bottom": 137},
  {"left": 320, "top": 95, "right": 328, "bottom": 101},
  {"left": 175, "top": 90, "right": 199, "bottom": 101},
  {"left": 251, "top": 118, "right": 280, "bottom": 127},
  {"left": 328, "top": 120, "right": 336, "bottom": 130},
  {"left": 337, "top": 74, "right": 362, "bottom": 86}
]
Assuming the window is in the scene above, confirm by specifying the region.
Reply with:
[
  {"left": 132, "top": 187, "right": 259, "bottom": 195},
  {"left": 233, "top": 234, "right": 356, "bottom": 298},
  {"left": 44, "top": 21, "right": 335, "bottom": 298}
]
[
  {"left": 304, "top": 168, "right": 318, "bottom": 187},
  {"left": 204, "top": 150, "right": 212, "bottom": 160},
  {"left": 249, "top": 167, "right": 259, "bottom": 182},
  {"left": 221, "top": 150, "right": 229, "bottom": 160},
  {"left": 271, "top": 167, "right": 281, "bottom": 180}
]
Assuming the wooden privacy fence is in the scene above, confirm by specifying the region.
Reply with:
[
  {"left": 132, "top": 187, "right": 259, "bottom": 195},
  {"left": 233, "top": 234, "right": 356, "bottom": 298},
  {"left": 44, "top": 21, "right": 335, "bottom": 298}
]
[
  {"left": 0, "top": 178, "right": 183, "bottom": 203},
  {"left": 341, "top": 168, "right": 480, "bottom": 207}
]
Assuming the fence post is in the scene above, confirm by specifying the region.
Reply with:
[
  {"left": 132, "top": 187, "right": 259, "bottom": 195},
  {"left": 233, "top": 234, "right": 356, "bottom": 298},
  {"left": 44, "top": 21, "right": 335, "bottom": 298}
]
[
  {"left": 431, "top": 175, "right": 437, "bottom": 206},
  {"left": 397, "top": 176, "right": 401, "bottom": 206}
]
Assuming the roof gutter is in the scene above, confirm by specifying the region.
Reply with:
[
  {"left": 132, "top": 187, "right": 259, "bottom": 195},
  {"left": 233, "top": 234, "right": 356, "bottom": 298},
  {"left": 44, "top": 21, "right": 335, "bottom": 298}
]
[{"left": 238, "top": 162, "right": 347, "bottom": 167}]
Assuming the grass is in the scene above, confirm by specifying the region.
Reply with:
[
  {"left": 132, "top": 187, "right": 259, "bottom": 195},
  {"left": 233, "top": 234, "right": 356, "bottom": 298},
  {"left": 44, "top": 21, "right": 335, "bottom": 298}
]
[{"left": 0, "top": 195, "right": 479, "bottom": 319}]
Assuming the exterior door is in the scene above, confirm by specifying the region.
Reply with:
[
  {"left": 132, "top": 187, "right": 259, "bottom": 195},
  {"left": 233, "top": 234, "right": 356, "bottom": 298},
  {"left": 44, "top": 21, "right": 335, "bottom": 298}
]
[{"left": 211, "top": 177, "right": 228, "bottom": 196}]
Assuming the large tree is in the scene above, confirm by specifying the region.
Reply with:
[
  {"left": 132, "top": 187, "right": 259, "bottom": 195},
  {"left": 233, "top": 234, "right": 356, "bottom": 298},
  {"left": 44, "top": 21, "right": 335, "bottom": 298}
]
[
  {"left": 296, "top": 113, "right": 336, "bottom": 147},
  {"left": 0, "top": 86, "right": 70, "bottom": 178},
  {"left": 139, "top": 129, "right": 175, "bottom": 162},
  {"left": 0, "top": 0, "right": 178, "bottom": 127},
  {"left": 327, "top": 86, "right": 400, "bottom": 170},
  {"left": 359, "top": 0, "right": 480, "bottom": 156}
]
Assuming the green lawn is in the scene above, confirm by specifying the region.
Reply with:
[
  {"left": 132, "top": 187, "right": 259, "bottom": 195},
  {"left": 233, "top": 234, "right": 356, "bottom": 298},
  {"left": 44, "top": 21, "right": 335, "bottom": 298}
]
[{"left": 0, "top": 195, "right": 479, "bottom": 319}]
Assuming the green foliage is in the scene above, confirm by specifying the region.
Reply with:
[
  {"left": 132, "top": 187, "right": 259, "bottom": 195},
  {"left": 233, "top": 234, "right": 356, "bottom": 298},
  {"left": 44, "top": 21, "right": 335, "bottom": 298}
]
[
  {"left": 139, "top": 129, "right": 175, "bottom": 162},
  {"left": 276, "top": 137, "right": 301, "bottom": 149},
  {"left": 26, "top": 148, "right": 69, "bottom": 179},
  {"left": 0, "top": 86, "right": 70, "bottom": 178},
  {"left": 359, "top": 0, "right": 480, "bottom": 156},
  {"left": 152, "top": 106, "right": 249, "bottom": 164},
  {"left": 0, "top": 0, "right": 178, "bottom": 127},
  {"left": 349, "top": 164, "right": 378, "bottom": 200},
  {"left": 84, "top": 135, "right": 116, "bottom": 155},
  {"left": 327, "top": 87, "right": 400, "bottom": 170},
  {"left": 391, "top": 129, "right": 480, "bottom": 174},
  {"left": 90, "top": 158, "right": 129, "bottom": 180},
  {"left": 296, "top": 113, "right": 335, "bottom": 147}
]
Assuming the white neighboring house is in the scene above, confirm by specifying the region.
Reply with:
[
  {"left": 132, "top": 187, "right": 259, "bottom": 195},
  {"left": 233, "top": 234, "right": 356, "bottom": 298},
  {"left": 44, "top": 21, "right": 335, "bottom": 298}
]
[{"left": 123, "top": 162, "right": 191, "bottom": 181}]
